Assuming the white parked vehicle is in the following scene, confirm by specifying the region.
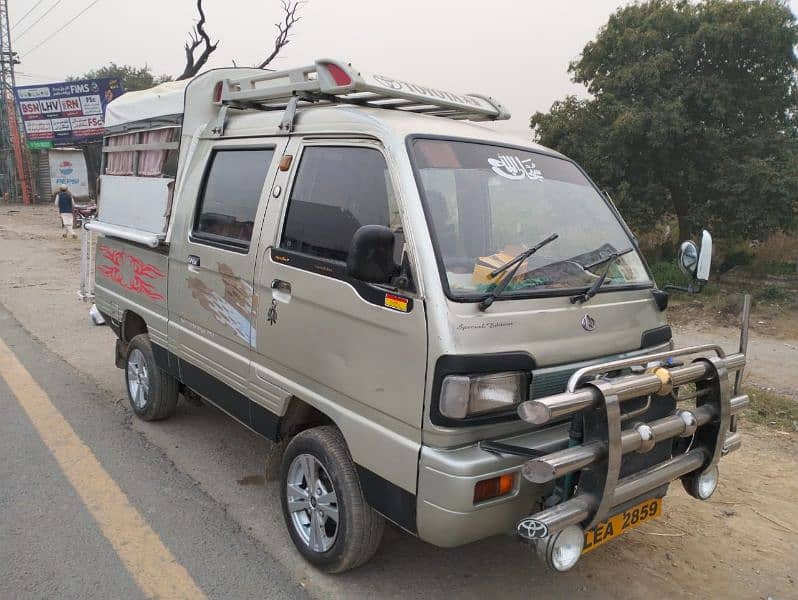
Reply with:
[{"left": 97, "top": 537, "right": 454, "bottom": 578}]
[{"left": 88, "top": 59, "right": 750, "bottom": 572}]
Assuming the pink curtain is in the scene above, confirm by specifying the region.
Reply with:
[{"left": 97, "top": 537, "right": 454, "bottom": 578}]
[
  {"left": 138, "top": 129, "right": 172, "bottom": 176},
  {"left": 105, "top": 134, "right": 136, "bottom": 175}
]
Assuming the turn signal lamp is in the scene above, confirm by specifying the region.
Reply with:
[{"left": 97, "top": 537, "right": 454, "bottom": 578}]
[{"left": 474, "top": 473, "right": 515, "bottom": 503}]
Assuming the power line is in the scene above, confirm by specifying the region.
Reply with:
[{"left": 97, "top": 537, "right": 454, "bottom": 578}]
[
  {"left": 21, "top": 0, "right": 101, "bottom": 57},
  {"left": 16, "top": 71, "right": 62, "bottom": 80},
  {"left": 14, "top": 0, "right": 63, "bottom": 41},
  {"left": 11, "top": 0, "right": 47, "bottom": 31}
]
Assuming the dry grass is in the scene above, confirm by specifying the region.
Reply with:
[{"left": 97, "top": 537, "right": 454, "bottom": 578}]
[
  {"left": 668, "top": 285, "right": 798, "bottom": 339},
  {"left": 744, "top": 387, "right": 798, "bottom": 432},
  {"left": 752, "top": 231, "right": 798, "bottom": 269}
]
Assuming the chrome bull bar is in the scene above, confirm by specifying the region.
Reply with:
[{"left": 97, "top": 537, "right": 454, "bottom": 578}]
[{"left": 514, "top": 344, "right": 748, "bottom": 542}]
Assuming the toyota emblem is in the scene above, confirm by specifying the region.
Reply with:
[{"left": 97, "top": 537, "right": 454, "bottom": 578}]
[
  {"left": 517, "top": 518, "right": 549, "bottom": 540},
  {"left": 581, "top": 314, "right": 596, "bottom": 332}
]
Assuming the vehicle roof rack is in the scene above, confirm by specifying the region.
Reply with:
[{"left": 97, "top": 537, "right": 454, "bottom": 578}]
[{"left": 216, "top": 58, "right": 510, "bottom": 131}]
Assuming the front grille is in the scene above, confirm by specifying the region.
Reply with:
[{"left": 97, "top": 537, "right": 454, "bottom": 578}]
[
  {"left": 529, "top": 367, "right": 577, "bottom": 399},
  {"left": 527, "top": 344, "right": 672, "bottom": 401}
]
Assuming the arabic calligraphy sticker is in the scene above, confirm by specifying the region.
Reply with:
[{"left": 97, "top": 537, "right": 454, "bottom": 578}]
[{"left": 488, "top": 154, "right": 544, "bottom": 182}]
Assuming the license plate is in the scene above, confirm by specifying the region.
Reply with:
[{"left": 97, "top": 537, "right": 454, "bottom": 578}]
[{"left": 582, "top": 497, "right": 662, "bottom": 554}]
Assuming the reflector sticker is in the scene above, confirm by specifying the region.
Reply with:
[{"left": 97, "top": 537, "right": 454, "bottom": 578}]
[
  {"left": 488, "top": 154, "right": 544, "bottom": 181},
  {"left": 384, "top": 293, "right": 409, "bottom": 312}
]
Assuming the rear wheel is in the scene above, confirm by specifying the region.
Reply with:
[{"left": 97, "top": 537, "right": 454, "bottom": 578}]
[
  {"left": 125, "top": 334, "right": 178, "bottom": 421},
  {"left": 280, "top": 426, "right": 384, "bottom": 573}
]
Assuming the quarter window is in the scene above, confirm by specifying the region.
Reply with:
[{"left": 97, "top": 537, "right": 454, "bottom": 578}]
[
  {"left": 193, "top": 148, "right": 275, "bottom": 247},
  {"left": 280, "top": 146, "right": 396, "bottom": 262}
]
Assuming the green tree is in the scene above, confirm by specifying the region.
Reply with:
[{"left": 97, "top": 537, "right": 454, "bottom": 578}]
[
  {"left": 69, "top": 63, "right": 173, "bottom": 92},
  {"left": 531, "top": 0, "right": 798, "bottom": 242}
]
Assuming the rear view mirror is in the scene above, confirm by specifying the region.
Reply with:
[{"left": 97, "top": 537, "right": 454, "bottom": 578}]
[
  {"left": 668, "top": 229, "right": 712, "bottom": 294},
  {"left": 346, "top": 225, "right": 398, "bottom": 284},
  {"left": 677, "top": 241, "right": 699, "bottom": 277}
]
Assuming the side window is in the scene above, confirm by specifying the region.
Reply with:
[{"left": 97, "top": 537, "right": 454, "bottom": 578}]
[
  {"left": 280, "top": 146, "right": 394, "bottom": 262},
  {"left": 193, "top": 148, "right": 275, "bottom": 248}
]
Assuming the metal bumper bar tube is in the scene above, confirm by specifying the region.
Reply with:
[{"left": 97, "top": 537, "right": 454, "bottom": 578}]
[
  {"left": 522, "top": 395, "right": 748, "bottom": 484},
  {"left": 518, "top": 352, "right": 746, "bottom": 426},
  {"left": 611, "top": 449, "right": 706, "bottom": 506},
  {"left": 517, "top": 496, "right": 593, "bottom": 539}
]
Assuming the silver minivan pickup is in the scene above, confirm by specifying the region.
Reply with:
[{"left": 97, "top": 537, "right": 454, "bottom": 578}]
[{"left": 89, "top": 59, "right": 750, "bottom": 573}]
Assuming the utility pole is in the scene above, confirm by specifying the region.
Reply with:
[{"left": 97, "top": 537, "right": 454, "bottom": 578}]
[{"left": 0, "top": 0, "right": 33, "bottom": 203}]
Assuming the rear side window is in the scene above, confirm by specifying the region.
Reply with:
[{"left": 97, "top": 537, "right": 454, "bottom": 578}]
[
  {"left": 193, "top": 148, "right": 275, "bottom": 248},
  {"left": 280, "top": 146, "right": 394, "bottom": 262}
]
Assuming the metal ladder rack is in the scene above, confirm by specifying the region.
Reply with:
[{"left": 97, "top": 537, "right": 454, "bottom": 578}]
[{"left": 216, "top": 58, "right": 510, "bottom": 127}]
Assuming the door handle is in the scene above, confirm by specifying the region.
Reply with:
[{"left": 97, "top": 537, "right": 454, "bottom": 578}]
[
  {"left": 271, "top": 279, "right": 291, "bottom": 293},
  {"left": 271, "top": 279, "right": 292, "bottom": 304},
  {"left": 187, "top": 255, "right": 201, "bottom": 273}
]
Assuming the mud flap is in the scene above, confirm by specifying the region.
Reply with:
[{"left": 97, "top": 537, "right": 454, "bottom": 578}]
[{"left": 115, "top": 338, "right": 128, "bottom": 369}]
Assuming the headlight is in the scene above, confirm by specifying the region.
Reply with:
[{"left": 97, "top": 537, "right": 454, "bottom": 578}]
[{"left": 439, "top": 372, "right": 525, "bottom": 419}]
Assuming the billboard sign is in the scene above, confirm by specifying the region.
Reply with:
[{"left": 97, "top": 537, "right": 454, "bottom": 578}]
[
  {"left": 48, "top": 149, "right": 89, "bottom": 197},
  {"left": 14, "top": 78, "right": 125, "bottom": 147}
]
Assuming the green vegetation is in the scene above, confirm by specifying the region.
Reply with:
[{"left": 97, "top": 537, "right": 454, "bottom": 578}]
[
  {"left": 648, "top": 261, "right": 689, "bottom": 289},
  {"left": 531, "top": 0, "right": 798, "bottom": 245},
  {"left": 745, "top": 387, "right": 798, "bottom": 432},
  {"left": 69, "top": 64, "right": 173, "bottom": 92},
  {"left": 755, "top": 285, "right": 795, "bottom": 307}
]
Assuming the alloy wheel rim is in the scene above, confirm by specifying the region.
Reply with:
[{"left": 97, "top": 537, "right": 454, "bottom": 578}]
[
  {"left": 126, "top": 348, "right": 150, "bottom": 410},
  {"left": 286, "top": 453, "right": 339, "bottom": 552}
]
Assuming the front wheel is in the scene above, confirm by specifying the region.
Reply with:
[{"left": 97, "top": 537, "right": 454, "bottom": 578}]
[{"left": 280, "top": 426, "right": 384, "bottom": 573}]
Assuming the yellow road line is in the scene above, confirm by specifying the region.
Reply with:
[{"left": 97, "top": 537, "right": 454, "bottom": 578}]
[{"left": 0, "top": 336, "right": 206, "bottom": 600}]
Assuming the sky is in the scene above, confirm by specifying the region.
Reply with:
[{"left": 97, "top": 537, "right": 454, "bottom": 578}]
[{"left": 9, "top": 0, "right": 798, "bottom": 138}]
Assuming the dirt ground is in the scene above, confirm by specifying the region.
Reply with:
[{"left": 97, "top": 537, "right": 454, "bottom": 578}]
[{"left": 1, "top": 205, "right": 796, "bottom": 599}]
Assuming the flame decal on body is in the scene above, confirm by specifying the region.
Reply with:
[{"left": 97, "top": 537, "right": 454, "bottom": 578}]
[{"left": 97, "top": 246, "right": 165, "bottom": 301}]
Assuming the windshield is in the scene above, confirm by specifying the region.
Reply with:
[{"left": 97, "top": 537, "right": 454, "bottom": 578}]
[{"left": 410, "top": 138, "right": 651, "bottom": 299}]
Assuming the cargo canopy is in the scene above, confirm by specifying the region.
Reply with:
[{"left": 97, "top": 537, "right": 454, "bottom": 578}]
[{"left": 104, "top": 79, "right": 189, "bottom": 133}]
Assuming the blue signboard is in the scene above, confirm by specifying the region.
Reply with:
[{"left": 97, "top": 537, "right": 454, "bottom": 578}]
[{"left": 13, "top": 78, "right": 125, "bottom": 146}]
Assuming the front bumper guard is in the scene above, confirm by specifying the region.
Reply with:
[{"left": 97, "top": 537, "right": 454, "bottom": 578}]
[{"left": 507, "top": 296, "right": 752, "bottom": 564}]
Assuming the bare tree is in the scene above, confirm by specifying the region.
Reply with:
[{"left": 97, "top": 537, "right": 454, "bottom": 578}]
[
  {"left": 177, "top": 0, "right": 219, "bottom": 81},
  {"left": 257, "top": 0, "right": 303, "bottom": 69}
]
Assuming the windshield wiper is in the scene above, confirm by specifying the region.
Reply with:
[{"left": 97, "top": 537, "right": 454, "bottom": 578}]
[
  {"left": 570, "top": 247, "right": 634, "bottom": 304},
  {"left": 478, "top": 233, "right": 559, "bottom": 311}
]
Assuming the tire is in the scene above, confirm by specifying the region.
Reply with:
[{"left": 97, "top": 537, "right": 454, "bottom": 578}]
[
  {"left": 124, "top": 334, "right": 178, "bottom": 421},
  {"left": 280, "top": 426, "right": 384, "bottom": 573}
]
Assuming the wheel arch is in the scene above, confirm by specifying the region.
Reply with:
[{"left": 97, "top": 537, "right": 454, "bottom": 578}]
[
  {"left": 278, "top": 396, "right": 333, "bottom": 441},
  {"left": 274, "top": 392, "right": 419, "bottom": 534},
  {"left": 121, "top": 310, "right": 148, "bottom": 343}
]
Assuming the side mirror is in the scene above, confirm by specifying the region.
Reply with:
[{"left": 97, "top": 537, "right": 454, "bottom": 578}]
[
  {"left": 669, "top": 229, "right": 712, "bottom": 294},
  {"left": 346, "top": 225, "right": 398, "bottom": 284}
]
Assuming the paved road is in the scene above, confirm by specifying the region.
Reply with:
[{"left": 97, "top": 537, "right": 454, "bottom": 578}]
[{"left": 0, "top": 305, "right": 308, "bottom": 600}]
